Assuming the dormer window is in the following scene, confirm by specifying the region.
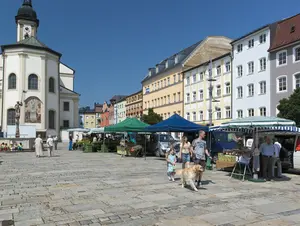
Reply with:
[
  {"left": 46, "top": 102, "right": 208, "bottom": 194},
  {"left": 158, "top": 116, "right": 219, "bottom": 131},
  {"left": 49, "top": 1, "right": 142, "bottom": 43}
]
[
  {"left": 156, "top": 66, "right": 159, "bottom": 73},
  {"left": 291, "top": 25, "right": 295, "bottom": 33},
  {"left": 175, "top": 55, "right": 179, "bottom": 64}
]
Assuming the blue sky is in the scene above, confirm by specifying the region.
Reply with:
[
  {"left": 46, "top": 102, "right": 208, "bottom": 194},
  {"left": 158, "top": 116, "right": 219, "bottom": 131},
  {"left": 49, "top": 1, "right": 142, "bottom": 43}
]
[{"left": 1, "top": 0, "right": 299, "bottom": 107}]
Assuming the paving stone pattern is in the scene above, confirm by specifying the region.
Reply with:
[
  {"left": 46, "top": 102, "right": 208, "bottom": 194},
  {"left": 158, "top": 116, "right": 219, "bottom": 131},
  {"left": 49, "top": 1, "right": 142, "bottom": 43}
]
[{"left": 1, "top": 143, "right": 300, "bottom": 226}]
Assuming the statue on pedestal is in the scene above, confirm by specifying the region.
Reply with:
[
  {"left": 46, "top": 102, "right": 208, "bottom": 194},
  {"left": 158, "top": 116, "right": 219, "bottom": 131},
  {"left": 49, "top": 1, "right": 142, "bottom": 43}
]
[{"left": 15, "top": 101, "right": 23, "bottom": 138}]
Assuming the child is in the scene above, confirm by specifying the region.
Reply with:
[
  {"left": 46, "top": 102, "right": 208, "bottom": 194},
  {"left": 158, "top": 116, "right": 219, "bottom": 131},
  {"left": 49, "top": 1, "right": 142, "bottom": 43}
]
[{"left": 166, "top": 147, "right": 176, "bottom": 181}]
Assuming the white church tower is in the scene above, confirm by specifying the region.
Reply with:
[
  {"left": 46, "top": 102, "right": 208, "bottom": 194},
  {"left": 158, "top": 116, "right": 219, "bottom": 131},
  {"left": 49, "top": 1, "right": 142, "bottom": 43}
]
[{"left": 0, "top": 0, "right": 80, "bottom": 138}]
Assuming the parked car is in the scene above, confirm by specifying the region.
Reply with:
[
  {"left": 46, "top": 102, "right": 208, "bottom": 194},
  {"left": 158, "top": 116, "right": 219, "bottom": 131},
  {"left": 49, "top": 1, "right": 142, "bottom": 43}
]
[{"left": 148, "top": 134, "right": 179, "bottom": 157}]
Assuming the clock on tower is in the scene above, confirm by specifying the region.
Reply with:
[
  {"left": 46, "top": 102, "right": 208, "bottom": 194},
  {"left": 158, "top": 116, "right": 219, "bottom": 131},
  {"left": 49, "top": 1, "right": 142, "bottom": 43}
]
[{"left": 23, "top": 25, "right": 31, "bottom": 39}]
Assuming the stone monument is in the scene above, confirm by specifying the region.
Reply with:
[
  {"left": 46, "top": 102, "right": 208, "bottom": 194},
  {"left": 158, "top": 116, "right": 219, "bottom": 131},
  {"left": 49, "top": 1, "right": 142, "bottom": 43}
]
[{"left": 15, "top": 101, "right": 23, "bottom": 138}]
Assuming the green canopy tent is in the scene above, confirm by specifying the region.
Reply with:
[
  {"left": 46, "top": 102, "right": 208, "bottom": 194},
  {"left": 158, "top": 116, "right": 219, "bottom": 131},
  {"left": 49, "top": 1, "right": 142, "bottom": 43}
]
[{"left": 104, "top": 117, "right": 149, "bottom": 132}]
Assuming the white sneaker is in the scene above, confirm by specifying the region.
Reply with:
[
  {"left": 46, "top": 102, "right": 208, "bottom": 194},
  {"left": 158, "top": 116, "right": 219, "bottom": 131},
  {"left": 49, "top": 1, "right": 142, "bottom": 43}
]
[{"left": 168, "top": 177, "right": 171, "bottom": 181}]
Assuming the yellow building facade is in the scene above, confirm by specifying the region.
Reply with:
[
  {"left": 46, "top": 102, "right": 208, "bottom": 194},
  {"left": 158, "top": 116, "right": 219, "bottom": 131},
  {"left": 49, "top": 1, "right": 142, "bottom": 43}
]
[
  {"left": 83, "top": 111, "right": 96, "bottom": 129},
  {"left": 126, "top": 90, "right": 143, "bottom": 119},
  {"left": 142, "top": 42, "right": 200, "bottom": 119}
]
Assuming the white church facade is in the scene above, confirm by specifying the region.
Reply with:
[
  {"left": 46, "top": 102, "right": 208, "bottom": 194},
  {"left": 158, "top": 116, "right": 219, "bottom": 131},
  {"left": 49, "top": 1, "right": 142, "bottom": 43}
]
[{"left": 0, "top": 0, "right": 79, "bottom": 138}]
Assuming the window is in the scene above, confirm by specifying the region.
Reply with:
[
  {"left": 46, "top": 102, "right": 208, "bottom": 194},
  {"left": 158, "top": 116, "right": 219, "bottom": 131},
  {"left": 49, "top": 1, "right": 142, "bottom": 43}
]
[
  {"left": 237, "top": 86, "right": 243, "bottom": 98},
  {"left": 167, "top": 95, "right": 170, "bottom": 104},
  {"left": 186, "top": 76, "right": 190, "bottom": 85},
  {"left": 260, "top": 107, "right": 266, "bottom": 116},
  {"left": 8, "top": 73, "right": 17, "bottom": 90},
  {"left": 173, "top": 93, "right": 176, "bottom": 103},
  {"left": 216, "top": 85, "right": 221, "bottom": 97},
  {"left": 28, "top": 74, "right": 38, "bottom": 90},
  {"left": 259, "top": 34, "right": 266, "bottom": 44},
  {"left": 237, "top": 110, "right": 243, "bottom": 118},
  {"left": 63, "top": 120, "right": 69, "bottom": 128},
  {"left": 199, "top": 111, "right": 203, "bottom": 121},
  {"left": 225, "top": 82, "right": 231, "bottom": 94},
  {"left": 294, "top": 46, "right": 300, "bottom": 62},
  {"left": 216, "top": 65, "right": 221, "bottom": 76},
  {"left": 186, "top": 112, "right": 190, "bottom": 121},
  {"left": 200, "top": 72, "right": 204, "bottom": 81},
  {"left": 260, "top": 81, "right": 266, "bottom": 94},
  {"left": 216, "top": 108, "right": 221, "bottom": 120},
  {"left": 277, "top": 76, "right": 287, "bottom": 92},
  {"left": 248, "top": 39, "right": 254, "bottom": 48},
  {"left": 277, "top": 51, "right": 287, "bottom": 66},
  {"left": 248, "top": 108, "right": 254, "bottom": 117},
  {"left": 237, "top": 65, "right": 243, "bottom": 77},
  {"left": 259, "top": 57, "right": 266, "bottom": 71},
  {"left": 248, "top": 61, "right": 254, "bottom": 74},
  {"left": 248, "top": 84, "right": 254, "bottom": 97},
  {"left": 192, "top": 91, "right": 196, "bottom": 102},
  {"left": 168, "top": 112, "right": 170, "bottom": 118},
  {"left": 173, "top": 74, "right": 176, "bottom": 83},
  {"left": 49, "top": 77, "right": 55, "bottom": 93},
  {"left": 295, "top": 73, "right": 300, "bottom": 89},
  {"left": 178, "top": 92, "right": 180, "bottom": 101},
  {"left": 237, "top": 44, "right": 243, "bottom": 52},
  {"left": 199, "top": 90, "right": 203, "bottom": 100},
  {"left": 186, "top": 93, "right": 190, "bottom": 103},
  {"left": 167, "top": 77, "right": 170, "bottom": 85},
  {"left": 192, "top": 112, "right": 196, "bottom": 121},
  {"left": 7, "top": 109, "right": 15, "bottom": 125},
  {"left": 63, "top": 102, "right": 70, "bottom": 111},
  {"left": 164, "top": 79, "right": 166, "bottom": 87},
  {"left": 225, "top": 107, "right": 231, "bottom": 118},
  {"left": 178, "top": 73, "right": 181, "bottom": 81},
  {"left": 193, "top": 74, "right": 197, "bottom": 83},
  {"left": 49, "top": 110, "right": 55, "bottom": 129},
  {"left": 225, "top": 62, "right": 231, "bottom": 73}
]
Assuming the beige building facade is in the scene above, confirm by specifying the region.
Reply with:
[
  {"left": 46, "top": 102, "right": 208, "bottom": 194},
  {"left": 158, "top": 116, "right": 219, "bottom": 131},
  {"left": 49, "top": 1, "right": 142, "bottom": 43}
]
[
  {"left": 126, "top": 90, "right": 143, "bottom": 119},
  {"left": 142, "top": 42, "right": 200, "bottom": 119},
  {"left": 83, "top": 111, "right": 96, "bottom": 129}
]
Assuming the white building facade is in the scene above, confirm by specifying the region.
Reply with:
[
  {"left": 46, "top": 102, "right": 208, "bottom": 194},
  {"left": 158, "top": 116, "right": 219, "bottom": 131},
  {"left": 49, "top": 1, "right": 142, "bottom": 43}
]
[
  {"left": 0, "top": 0, "right": 79, "bottom": 138},
  {"left": 116, "top": 98, "right": 127, "bottom": 123},
  {"left": 231, "top": 26, "right": 271, "bottom": 119}
]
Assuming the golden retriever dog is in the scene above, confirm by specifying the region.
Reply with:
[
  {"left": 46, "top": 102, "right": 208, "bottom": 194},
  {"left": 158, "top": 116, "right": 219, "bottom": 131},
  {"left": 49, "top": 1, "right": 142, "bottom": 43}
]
[{"left": 176, "top": 165, "right": 204, "bottom": 191}]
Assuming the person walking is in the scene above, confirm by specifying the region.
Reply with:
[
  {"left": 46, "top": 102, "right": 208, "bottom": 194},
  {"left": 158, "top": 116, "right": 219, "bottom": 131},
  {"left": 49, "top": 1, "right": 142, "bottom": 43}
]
[
  {"left": 34, "top": 134, "right": 43, "bottom": 158},
  {"left": 272, "top": 138, "right": 282, "bottom": 178},
  {"left": 192, "top": 130, "right": 212, "bottom": 188},
  {"left": 53, "top": 135, "right": 58, "bottom": 150},
  {"left": 69, "top": 135, "right": 73, "bottom": 151},
  {"left": 179, "top": 136, "right": 192, "bottom": 169},
  {"left": 259, "top": 136, "right": 275, "bottom": 181},
  {"left": 47, "top": 135, "right": 54, "bottom": 157}
]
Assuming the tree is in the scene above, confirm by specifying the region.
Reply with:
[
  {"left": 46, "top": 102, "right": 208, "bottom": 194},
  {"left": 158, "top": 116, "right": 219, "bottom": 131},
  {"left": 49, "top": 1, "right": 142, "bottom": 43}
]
[
  {"left": 277, "top": 88, "right": 300, "bottom": 126},
  {"left": 141, "top": 108, "right": 163, "bottom": 125}
]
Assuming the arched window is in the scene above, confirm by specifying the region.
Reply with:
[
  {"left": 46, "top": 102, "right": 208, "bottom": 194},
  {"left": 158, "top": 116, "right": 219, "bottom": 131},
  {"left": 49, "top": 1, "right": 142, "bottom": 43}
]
[
  {"left": 7, "top": 109, "right": 16, "bottom": 125},
  {"left": 49, "top": 77, "right": 55, "bottom": 93},
  {"left": 8, "top": 74, "right": 16, "bottom": 89},
  {"left": 28, "top": 74, "right": 38, "bottom": 90},
  {"left": 48, "top": 110, "right": 55, "bottom": 129}
]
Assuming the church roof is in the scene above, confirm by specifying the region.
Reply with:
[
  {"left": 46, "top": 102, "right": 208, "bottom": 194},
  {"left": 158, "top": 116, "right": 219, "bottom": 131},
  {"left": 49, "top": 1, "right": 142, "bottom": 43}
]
[
  {"left": 15, "top": 0, "right": 39, "bottom": 26},
  {"left": 1, "top": 36, "right": 62, "bottom": 57}
]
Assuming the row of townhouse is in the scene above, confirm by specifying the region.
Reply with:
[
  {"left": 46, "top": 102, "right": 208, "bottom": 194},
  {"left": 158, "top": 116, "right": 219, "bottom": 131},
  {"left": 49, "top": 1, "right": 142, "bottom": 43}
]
[{"left": 141, "top": 13, "right": 300, "bottom": 126}]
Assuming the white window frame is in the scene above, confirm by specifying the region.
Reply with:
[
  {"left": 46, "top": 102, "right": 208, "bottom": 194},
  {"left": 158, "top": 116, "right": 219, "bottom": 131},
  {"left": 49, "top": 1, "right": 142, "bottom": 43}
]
[
  {"left": 277, "top": 75, "right": 287, "bottom": 93},
  {"left": 186, "top": 93, "right": 190, "bottom": 103},
  {"left": 186, "top": 76, "right": 190, "bottom": 85},
  {"left": 225, "top": 106, "right": 231, "bottom": 119},
  {"left": 293, "top": 45, "right": 300, "bottom": 63},
  {"left": 186, "top": 112, "right": 190, "bottom": 121},
  {"left": 237, "top": 86, "right": 243, "bottom": 99},
  {"left": 259, "top": 57, "right": 266, "bottom": 71},
  {"left": 225, "top": 62, "right": 231, "bottom": 73},
  {"left": 200, "top": 72, "right": 204, "bottom": 81},
  {"left": 199, "top": 90, "right": 203, "bottom": 101},
  {"left": 225, "top": 82, "right": 231, "bottom": 94},
  {"left": 192, "top": 112, "right": 196, "bottom": 121},
  {"left": 192, "top": 91, "right": 196, "bottom": 102},
  {"left": 248, "top": 84, "right": 254, "bottom": 97},
  {"left": 293, "top": 72, "right": 300, "bottom": 89},
  {"left": 259, "top": 81, "right": 266, "bottom": 95},
  {"left": 216, "top": 65, "right": 221, "bottom": 76},
  {"left": 237, "top": 65, "right": 243, "bottom": 77},
  {"left": 216, "top": 108, "right": 221, "bottom": 120},
  {"left": 192, "top": 74, "right": 197, "bottom": 83},
  {"left": 276, "top": 50, "right": 287, "bottom": 67},
  {"left": 237, "top": 110, "right": 243, "bottom": 118},
  {"left": 248, "top": 108, "right": 254, "bottom": 117},
  {"left": 216, "top": 85, "right": 221, "bottom": 97},
  {"left": 237, "top": 44, "right": 243, "bottom": 53},
  {"left": 199, "top": 111, "right": 203, "bottom": 121},
  {"left": 260, "top": 107, "right": 266, "bottom": 116},
  {"left": 248, "top": 61, "right": 254, "bottom": 74},
  {"left": 248, "top": 39, "right": 254, "bottom": 48},
  {"left": 259, "top": 34, "right": 266, "bottom": 44}
]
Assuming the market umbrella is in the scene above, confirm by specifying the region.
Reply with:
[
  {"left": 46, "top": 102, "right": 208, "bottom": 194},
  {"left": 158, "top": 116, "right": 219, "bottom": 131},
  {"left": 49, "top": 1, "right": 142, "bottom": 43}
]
[{"left": 104, "top": 117, "right": 149, "bottom": 132}]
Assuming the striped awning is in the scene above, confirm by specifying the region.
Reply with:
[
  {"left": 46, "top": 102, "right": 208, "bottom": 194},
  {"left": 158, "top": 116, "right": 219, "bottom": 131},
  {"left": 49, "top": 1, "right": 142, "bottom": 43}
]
[{"left": 210, "top": 125, "right": 300, "bottom": 134}]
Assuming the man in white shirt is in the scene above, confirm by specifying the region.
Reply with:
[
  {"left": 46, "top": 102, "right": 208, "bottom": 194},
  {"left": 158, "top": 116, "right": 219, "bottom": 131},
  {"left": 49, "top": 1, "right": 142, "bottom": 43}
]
[
  {"left": 47, "top": 135, "right": 54, "bottom": 157},
  {"left": 272, "top": 138, "right": 282, "bottom": 178}
]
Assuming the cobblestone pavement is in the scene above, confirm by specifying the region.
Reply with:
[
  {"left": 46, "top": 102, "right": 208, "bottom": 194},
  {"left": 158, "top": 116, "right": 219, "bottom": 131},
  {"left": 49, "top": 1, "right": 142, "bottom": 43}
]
[{"left": 1, "top": 144, "right": 300, "bottom": 226}]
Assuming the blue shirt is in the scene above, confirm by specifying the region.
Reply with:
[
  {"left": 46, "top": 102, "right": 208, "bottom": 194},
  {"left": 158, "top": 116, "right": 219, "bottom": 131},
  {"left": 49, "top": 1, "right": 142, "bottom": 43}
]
[
  {"left": 167, "top": 154, "right": 176, "bottom": 172},
  {"left": 259, "top": 143, "right": 275, "bottom": 157}
]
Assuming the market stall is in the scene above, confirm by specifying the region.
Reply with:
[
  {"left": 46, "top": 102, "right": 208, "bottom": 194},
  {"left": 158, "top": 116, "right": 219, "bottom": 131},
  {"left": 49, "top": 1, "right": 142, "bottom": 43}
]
[{"left": 210, "top": 116, "right": 298, "bottom": 180}]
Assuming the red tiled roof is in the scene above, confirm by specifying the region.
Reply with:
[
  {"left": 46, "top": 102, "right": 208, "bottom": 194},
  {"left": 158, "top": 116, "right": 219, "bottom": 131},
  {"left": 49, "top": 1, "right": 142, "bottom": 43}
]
[{"left": 269, "top": 14, "right": 300, "bottom": 51}]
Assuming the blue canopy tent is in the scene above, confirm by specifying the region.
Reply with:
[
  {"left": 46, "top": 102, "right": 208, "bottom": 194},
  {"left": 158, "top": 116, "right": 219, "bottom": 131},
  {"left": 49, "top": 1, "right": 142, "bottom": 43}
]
[{"left": 145, "top": 113, "right": 209, "bottom": 132}]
